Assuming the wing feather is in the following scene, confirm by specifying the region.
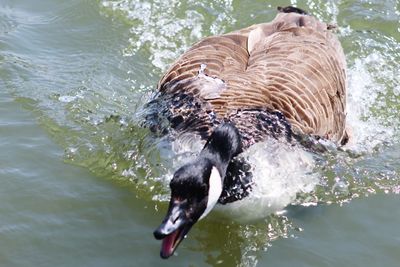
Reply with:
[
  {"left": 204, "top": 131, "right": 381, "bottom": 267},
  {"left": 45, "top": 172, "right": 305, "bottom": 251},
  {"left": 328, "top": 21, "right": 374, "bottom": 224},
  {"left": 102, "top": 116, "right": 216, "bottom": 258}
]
[{"left": 158, "top": 11, "right": 347, "bottom": 144}]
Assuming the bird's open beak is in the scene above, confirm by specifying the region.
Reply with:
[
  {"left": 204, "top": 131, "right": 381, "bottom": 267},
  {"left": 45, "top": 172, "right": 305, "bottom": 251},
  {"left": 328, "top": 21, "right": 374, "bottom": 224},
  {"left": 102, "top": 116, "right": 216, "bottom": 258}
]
[{"left": 153, "top": 199, "right": 194, "bottom": 259}]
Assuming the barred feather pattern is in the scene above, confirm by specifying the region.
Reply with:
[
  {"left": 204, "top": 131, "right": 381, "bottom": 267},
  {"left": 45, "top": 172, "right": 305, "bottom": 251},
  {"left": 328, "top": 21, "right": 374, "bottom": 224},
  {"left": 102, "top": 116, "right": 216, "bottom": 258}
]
[
  {"left": 144, "top": 92, "right": 294, "bottom": 150},
  {"left": 157, "top": 11, "right": 348, "bottom": 145}
]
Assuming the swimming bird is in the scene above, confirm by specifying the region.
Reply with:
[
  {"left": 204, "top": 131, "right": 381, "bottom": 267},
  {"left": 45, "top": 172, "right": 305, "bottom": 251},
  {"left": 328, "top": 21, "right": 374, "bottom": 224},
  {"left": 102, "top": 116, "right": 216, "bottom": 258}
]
[{"left": 146, "top": 6, "right": 348, "bottom": 259}]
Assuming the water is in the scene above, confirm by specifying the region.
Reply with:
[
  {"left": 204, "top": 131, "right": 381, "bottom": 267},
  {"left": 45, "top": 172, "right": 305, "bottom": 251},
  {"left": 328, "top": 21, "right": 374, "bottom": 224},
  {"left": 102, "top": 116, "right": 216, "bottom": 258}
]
[{"left": 1, "top": 0, "right": 400, "bottom": 266}]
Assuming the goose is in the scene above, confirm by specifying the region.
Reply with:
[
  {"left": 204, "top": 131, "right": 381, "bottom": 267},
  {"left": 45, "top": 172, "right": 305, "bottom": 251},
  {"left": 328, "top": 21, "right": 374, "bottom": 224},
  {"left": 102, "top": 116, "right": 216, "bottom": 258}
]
[{"left": 146, "top": 6, "right": 348, "bottom": 259}]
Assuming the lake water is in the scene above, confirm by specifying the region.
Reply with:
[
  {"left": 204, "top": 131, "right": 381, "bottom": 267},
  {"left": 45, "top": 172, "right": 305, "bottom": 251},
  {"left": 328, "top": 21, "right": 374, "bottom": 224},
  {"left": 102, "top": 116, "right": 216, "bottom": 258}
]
[{"left": 1, "top": 0, "right": 400, "bottom": 266}]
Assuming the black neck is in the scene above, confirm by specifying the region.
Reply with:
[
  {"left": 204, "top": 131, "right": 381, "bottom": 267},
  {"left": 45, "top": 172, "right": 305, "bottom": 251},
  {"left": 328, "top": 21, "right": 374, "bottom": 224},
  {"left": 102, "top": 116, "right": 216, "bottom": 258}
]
[{"left": 200, "top": 123, "right": 242, "bottom": 178}]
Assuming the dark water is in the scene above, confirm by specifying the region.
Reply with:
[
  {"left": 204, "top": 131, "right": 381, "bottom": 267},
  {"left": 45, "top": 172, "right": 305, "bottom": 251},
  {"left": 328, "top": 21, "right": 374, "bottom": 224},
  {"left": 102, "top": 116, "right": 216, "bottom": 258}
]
[{"left": 1, "top": 0, "right": 400, "bottom": 266}]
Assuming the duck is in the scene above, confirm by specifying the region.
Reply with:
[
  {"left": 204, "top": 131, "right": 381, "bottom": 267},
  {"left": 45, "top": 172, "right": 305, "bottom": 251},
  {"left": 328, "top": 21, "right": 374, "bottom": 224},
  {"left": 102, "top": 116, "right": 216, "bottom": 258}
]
[{"left": 145, "top": 6, "right": 348, "bottom": 259}]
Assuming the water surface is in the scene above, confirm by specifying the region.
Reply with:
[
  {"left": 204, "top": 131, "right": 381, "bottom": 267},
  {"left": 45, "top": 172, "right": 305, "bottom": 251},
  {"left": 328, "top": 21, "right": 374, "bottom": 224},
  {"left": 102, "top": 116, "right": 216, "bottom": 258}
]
[{"left": 1, "top": 0, "right": 400, "bottom": 266}]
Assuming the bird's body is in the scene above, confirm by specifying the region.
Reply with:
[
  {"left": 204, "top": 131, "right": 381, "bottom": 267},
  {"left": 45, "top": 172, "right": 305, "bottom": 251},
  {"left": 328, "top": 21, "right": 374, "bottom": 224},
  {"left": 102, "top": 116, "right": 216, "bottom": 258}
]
[
  {"left": 148, "top": 6, "right": 348, "bottom": 259},
  {"left": 151, "top": 7, "right": 348, "bottom": 148}
]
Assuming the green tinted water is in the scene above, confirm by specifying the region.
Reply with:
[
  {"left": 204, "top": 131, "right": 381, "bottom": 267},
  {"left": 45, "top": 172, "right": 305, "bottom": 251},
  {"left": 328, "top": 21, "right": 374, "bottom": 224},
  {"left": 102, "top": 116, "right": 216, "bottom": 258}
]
[{"left": 1, "top": 0, "right": 400, "bottom": 266}]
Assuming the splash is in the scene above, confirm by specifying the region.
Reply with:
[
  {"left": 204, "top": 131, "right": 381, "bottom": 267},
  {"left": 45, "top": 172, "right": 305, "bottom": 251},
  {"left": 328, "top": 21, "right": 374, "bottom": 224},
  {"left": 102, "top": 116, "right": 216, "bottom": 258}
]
[
  {"left": 66, "top": 2, "right": 400, "bottom": 267},
  {"left": 150, "top": 133, "right": 318, "bottom": 222},
  {"left": 101, "top": 0, "right": 235, "bottom": 71},
  {"left": 216, "top": 139, "right": 318, "bottom": 222}
]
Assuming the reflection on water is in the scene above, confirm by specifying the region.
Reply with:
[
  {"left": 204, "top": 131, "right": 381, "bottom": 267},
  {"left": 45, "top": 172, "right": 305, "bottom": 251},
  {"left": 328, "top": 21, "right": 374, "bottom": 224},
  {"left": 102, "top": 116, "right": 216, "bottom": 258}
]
[
  {"left": 189, "top": 215, "right": 299, "bottom": 267},
  {"left": 1, "top": 0, "right": 400, "bottom": 266}
]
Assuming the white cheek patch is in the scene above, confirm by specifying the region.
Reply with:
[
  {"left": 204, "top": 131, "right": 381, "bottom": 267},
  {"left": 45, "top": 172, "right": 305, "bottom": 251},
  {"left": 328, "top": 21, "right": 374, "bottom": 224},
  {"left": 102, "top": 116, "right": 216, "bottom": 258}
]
[{"left": 199, "top": 166, "right": 222, "bottom": 220}]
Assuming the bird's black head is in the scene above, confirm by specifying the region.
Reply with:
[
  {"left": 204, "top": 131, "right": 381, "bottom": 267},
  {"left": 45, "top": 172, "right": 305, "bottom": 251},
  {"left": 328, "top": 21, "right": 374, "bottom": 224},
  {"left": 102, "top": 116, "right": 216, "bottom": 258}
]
[
  {"left": 153, "top": 158, "right": 222, "bottom": 258},
  {"left": 154, "top": 123, "right": 241, "bottom": 259}
]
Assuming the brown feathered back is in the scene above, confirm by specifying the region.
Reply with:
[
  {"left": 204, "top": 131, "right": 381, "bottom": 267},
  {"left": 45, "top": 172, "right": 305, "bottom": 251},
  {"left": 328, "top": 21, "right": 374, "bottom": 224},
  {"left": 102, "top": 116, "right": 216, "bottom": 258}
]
[{"left": 157, "top": 10, "right": 347, "bottom": 145}]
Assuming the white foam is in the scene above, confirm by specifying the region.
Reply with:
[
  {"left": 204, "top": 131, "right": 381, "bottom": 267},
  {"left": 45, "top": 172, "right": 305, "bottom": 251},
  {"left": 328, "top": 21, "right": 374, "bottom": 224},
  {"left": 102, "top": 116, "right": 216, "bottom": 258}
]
[
  {"left": 156, "top": 130, "right": 318, "bottom": 222},
  {"left": 216, "top": 139, "right": 318, "bottom": 222},
  {"left": 344, "top": 52, "right": 396, "bottom": 153}
]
